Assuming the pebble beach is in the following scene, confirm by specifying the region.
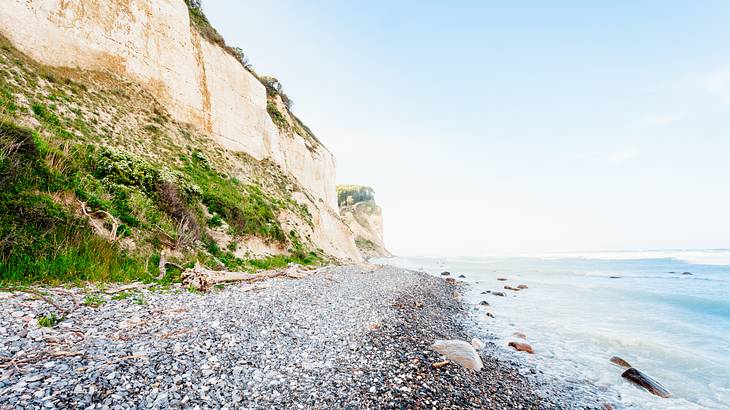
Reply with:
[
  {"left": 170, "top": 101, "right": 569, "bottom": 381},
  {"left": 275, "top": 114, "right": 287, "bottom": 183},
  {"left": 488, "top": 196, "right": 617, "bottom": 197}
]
[{"left": 1, "top": 264, "right": 568, "bottom": 409}]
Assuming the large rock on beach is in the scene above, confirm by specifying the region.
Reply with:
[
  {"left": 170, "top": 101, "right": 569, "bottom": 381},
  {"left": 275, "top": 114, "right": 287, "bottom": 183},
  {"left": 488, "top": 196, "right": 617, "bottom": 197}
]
[
  {"left": 609, "top": 356, "right": 632, "bottom": 368},
  {"left": 621, "top": 367, "right": 671, "bottom": 398},
  {"left": 471, "top": 338, "right": 486, "bottom": 350},
  {"left": 431, "top": 339, "right": 484, "bottom": 371},
  {"left": 508, "top": 342, "right": 534, "bottom": 354}
]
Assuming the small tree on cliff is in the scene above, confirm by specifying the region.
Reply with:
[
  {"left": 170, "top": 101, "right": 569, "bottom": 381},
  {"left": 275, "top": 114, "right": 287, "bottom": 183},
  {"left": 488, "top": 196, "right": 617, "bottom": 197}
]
[{"left": 260, "top": 76, "right": 293, "bottom": 110}]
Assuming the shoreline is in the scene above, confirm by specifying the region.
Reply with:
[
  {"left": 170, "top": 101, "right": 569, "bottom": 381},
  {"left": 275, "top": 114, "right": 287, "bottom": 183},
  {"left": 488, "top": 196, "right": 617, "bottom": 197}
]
[{"left": 2, "top": 264, "right": 562, "bottom": 409}]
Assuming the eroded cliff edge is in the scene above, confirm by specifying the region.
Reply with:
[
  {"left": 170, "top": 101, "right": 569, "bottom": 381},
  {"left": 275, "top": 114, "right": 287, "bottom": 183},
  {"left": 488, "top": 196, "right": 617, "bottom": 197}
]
[
  {"left": 0, "top": 0, "right": 365, "bottom": 281},
  {"left": 338, "top": 185, "right": 391, "bottom": 259}
]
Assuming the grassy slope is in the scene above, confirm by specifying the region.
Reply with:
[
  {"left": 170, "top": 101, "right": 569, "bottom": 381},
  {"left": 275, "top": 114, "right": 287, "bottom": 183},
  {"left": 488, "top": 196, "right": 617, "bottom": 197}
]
[{"left": 0, "top": 34, "right": 322, "bottom": 286}]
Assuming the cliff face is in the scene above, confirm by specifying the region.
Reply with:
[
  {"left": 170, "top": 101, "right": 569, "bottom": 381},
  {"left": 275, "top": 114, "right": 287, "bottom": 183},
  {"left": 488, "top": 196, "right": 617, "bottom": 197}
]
[
  {"left": 0, "top": 0, "right": 361, "bottom": 261},
  {"left": 337, "top": 186, "right": 391, "bottom": 259}
]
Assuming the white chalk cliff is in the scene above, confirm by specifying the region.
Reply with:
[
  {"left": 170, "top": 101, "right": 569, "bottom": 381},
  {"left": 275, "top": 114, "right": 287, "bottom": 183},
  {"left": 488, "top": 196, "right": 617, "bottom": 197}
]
[{"left": 0, "top": 0, "right": 362, "bottom": 261}]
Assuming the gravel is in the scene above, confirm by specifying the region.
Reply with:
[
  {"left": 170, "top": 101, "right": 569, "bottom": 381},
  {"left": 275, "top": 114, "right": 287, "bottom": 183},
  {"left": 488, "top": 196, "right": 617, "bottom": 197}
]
[{"left": 0, "top": 264, "right": 575, "bottom": 409}]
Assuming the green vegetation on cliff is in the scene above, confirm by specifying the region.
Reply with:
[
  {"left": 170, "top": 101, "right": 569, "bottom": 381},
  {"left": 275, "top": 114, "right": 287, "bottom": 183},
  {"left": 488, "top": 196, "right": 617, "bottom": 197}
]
[
  {"left": 337, "top": 185, "right": 375, "bottom": 207},
  {"left": 0, "top": 34, "right": 322, "bottom": 285}
]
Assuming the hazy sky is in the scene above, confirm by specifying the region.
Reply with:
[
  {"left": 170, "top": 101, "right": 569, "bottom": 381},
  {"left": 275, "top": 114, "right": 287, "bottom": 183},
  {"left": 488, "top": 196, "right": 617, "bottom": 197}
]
[{"left": 203, "top": 1, "right": 730, "bottom": 256}]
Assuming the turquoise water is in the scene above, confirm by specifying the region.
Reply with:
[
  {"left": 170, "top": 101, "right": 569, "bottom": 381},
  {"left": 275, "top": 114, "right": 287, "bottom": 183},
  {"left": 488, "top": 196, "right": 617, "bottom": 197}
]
[{"left": 377, "top": 251, "right": 730, "bottom": 409}]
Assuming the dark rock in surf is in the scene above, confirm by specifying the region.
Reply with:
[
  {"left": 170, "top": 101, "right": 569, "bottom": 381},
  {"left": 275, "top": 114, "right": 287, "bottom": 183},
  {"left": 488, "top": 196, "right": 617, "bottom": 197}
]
[
  {"left": 492, "top": 292, "right": 506, "bottom": 297},
  {"left": 504, "top": 285, "right": 520, "bottom": 291},
  {"left": 497, "top": 277, "right": 507, "bottom": 281},
  {"left": 441, "top": 271, "right": 450, "bottom": 276},
  {"left": 445, "top": 277, "right": 456, "bottom": 284},
  {"left": 621, "top": 367, "right": 671, "bottom": 398},
  {"left": 682, "top": 272, "right": 693, "bottom": 275},
  {"left": 458, "top": 274, "right": 466, "bottom": 278},
  {"left": 479, "top": 301, "right": 489, "bottom": 306},
  {"left": 609, "top": 276, "right": 621, "bottom": 279},
  {"left": 517, "top": 284, "right": 528, "bottom": 289},
  {"left": 609, "top": 356, "right": 632, "bottom": 368}
]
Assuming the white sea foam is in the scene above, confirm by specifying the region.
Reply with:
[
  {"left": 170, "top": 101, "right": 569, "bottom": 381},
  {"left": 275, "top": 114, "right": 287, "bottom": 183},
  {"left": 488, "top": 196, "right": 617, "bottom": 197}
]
[{"left": 378, "top": 253, "right": 730, "bottom": 409}]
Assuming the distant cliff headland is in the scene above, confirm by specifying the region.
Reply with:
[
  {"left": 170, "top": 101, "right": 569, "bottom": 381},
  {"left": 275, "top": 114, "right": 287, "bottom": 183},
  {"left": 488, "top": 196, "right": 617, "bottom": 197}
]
[{"left": 337, "top": 185, "right": 391, "bottom": 258}]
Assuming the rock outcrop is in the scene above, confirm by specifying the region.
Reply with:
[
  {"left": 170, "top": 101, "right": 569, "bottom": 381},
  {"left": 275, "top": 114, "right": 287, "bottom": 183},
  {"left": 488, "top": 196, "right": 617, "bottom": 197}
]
[
  {"left": 0, "top": 0, "right": 362, "bottom": 261},
  {"left": 337, "top": 185, "right": 390, "bottom": 258}
]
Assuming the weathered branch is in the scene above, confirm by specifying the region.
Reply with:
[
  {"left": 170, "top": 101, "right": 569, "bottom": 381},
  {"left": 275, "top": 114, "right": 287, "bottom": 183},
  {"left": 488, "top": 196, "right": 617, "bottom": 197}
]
[{"left": 181, "top": 262, "right": 318, "bottom": 291}]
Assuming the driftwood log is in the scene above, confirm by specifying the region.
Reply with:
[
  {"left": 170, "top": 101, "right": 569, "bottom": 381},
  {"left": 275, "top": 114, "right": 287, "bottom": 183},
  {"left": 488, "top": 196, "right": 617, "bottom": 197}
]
[{"left": 181, "top": 262, "right": 318, "bottom": 291}]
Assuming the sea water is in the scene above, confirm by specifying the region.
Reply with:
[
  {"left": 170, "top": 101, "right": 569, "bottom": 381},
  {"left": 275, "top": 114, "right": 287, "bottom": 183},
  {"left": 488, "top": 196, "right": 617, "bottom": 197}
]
[{"left": 376, "top": 250, "right": 730, "bottom": 409}]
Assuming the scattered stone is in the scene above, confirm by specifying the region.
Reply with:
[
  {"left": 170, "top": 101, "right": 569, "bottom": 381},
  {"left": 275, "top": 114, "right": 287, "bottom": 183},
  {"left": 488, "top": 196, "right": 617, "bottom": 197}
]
[
  {"left": 445, "top": 277, "right": 456, "bottom": 285},
  {"left": 682, "top": 272, "right": 693, "bottom": 275},
  {"left": 431, "top": 360, "right": 449, "bottom": 369},
  {"left": 458, "top": 274, "right": 466, "bottom": 278},
  {"left": 479, "top": 301, "right": 490, "bottom": 306},
  {"left": 492, "top": 292, "right": 506, "bottom": 297},
  {"left": 440, "top": 271, "right": 451, "bottom": 276},
  {"left": 431, "top": 340, "right": 484, "bottom": 371},
  {"left": 513, "top": 332, "right": 527, "bottom": 340},
  {"left": 497, "top": 278, "right": 508, "bottom": 281},
  {"left": 621, "top": 368, "right": 671, "bottom": 398},
  {"left": 609, "top": 276, "right": 621, "bottom": 279},
  {"left": 485, "top": 312, "right": 495, "bottom": 318},
  {"left": 609, "top": 356, "right": 632, "bottom": 368},
  {"left": 508, "top": 342, "right": 534, "bottom": 354},
  {"left": 452, "top": 291, "right": 461, "bottom": 301},
  {"left": 517, "top": 284, "right": 528, "bottom": 289},
  {"left": 504, "top": 286, "right": 520, "bottom": 291}
]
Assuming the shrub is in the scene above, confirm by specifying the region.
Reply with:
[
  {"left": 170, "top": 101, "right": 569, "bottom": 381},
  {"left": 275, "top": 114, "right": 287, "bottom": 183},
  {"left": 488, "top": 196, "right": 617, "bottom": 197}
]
[
  {"left": 82, "top": 294, "right": 106, "bottom": 308},
  {"left": 337, "top": 185, "right": 375, "bottom": 206},
  {"left": 37, "top": 313, "right": 62, "bottom": 327}
]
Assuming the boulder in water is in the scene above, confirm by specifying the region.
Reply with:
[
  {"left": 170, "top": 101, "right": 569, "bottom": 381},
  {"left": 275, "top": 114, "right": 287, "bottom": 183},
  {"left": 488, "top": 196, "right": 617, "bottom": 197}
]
[
  {"left": 440, "top": 271, "right": 450, "bottom": 276},
  {"left": 504, "top": 285, "right": 520, "bottom": 291},
  {"left": 492, "top": 291, "right": 506, "bottom": 297},
  {"left": 479, "top": 300, "right": 490, "bottom": 306},
  {"left": 621, "top": 367, "right": 671, "bottom": 398},
  {"left": 508, "top": 341, "right": 534, "bottom": 354},
  {"left": 609, "top": 356, "right": 632, "bottom": 368},
  {"left": 517, "top": 284, "right": 528, "bottom": 289},
  {"left": 513, "top": 332, "right": 527, "bottom": 339},
  {"left": 682, "top": 271, "right": 693, "bottom": 275},
  {"left": 485, "top": 312, "right": 495, "bottom": 318},
  {"left": 458, "top": 274, "right": 466, "bottom": 278},
  {"left": 431, "top": 339, "right": 483, "bottom": 371},
  {"left": 497, "top": 277, "right": 508, "bottom": 281}
]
